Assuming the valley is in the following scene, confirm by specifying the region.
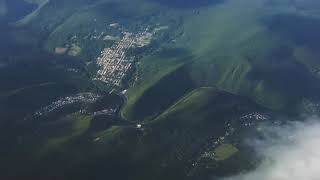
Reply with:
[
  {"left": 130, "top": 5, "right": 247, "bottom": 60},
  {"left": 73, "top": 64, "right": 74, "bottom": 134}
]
[{"left": 1, "top": 0, "right": 320, "bottom": 179}]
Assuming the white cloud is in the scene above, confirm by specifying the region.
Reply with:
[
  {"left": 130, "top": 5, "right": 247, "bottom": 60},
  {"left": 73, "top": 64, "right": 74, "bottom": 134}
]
[{"left": 223, "top": 119, "right": 320, "bottom": 180}]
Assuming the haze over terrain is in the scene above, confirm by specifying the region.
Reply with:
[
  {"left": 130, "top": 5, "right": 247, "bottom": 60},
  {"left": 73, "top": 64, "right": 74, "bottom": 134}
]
[{"left": 0, "top": 0, "right": 320, "bottom": 179}]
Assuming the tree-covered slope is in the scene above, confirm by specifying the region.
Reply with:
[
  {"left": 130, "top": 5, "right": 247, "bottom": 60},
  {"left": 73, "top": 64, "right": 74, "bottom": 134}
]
[
  {"left": 1, "top": 87, "right": 268, "bottom": 180},
  {"left": 122, "top": 0, "right": 320, "bottom": 121},
  {"left": 8, "top": 0, "right": 320, "bottom": 125},
  {"left": 2, "top": 0, "right": 320, "bottom": 179}
]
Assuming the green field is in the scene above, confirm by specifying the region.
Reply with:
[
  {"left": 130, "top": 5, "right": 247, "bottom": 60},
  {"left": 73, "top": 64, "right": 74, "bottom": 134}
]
[{"left": 213, "top": 144, "right": 239, "bottom": 161}]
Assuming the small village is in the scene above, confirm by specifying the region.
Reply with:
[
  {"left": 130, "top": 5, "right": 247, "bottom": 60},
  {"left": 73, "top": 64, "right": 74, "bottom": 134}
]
[
  {"left": 95, "top": 27, "right": 153, "bottom": 87},
  {"left": 187, "top": 111, "right": 269, "bottom": 173},
  {"left": 239, "top": 112, "right": 269, "bottom": 127},
  {"left": 33, "top": 93, "right": 100, "bottom": 117}
]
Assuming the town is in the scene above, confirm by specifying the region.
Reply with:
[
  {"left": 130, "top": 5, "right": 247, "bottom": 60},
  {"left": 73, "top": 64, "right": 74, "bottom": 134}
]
[
  {"left": 33, "top": 93, "right": 100, "bottom": 117},
  {"left": 95, "top": 28, "right": 153, "bottom": 86}
]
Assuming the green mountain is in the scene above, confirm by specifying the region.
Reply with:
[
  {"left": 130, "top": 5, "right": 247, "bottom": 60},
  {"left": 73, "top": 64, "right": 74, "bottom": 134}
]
[
  {"left": 1, "top": 87, "right": 266, "bottom": 180},
  {"left": 122, "top": 0, "right": 320, "bottom": 121},
  {"left": 1, "top": 0, "right": 320, "bottom": 179}
]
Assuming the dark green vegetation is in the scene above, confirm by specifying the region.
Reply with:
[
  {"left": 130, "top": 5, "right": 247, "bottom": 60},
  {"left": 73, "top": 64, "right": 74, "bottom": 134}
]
[
  {"left": 1, "top": 0, "right": 320, "bottom": 179},
  {"left": 1, "top": 87, "right": 264, "bottom": 180}
]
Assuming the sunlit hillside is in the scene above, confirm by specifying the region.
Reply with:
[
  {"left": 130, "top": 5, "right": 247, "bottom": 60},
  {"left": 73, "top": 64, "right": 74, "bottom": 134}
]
[{"left": 1, "top": 0, "right": 320, "bottom": 179}]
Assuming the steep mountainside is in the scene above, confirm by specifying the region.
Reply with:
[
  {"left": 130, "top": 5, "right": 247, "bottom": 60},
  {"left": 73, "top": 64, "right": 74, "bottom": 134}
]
[{"left": 122, "top": 0, "right": 320, "bottom": 121}]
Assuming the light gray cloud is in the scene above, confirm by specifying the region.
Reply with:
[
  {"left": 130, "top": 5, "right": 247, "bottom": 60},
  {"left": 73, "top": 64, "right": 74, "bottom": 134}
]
[{"left": 223, "top": 118, "right": 320, "bottom": 180}]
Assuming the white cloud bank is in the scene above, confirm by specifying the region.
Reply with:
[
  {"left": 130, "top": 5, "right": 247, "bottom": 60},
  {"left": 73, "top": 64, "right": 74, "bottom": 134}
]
[{"left": 223, "top": 119, "right": 320, "bottom": 180}]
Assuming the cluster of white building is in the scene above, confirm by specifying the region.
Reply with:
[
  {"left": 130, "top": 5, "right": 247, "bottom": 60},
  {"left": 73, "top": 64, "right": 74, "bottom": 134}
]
[
  {"left": 34, "top": 93, "right": 100, "bottom": 117},
  {"left": 96, "top": 29, "right": 152, "bottom": 87},
  {"left": 240, "top": 112, "right": 268, "bottom": 121},
  {"left": 93, "top": 108, "right": 117, "bottom": 116},
  {"left": 239, "top": 112, "right": 269, "bottom": 127}
]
